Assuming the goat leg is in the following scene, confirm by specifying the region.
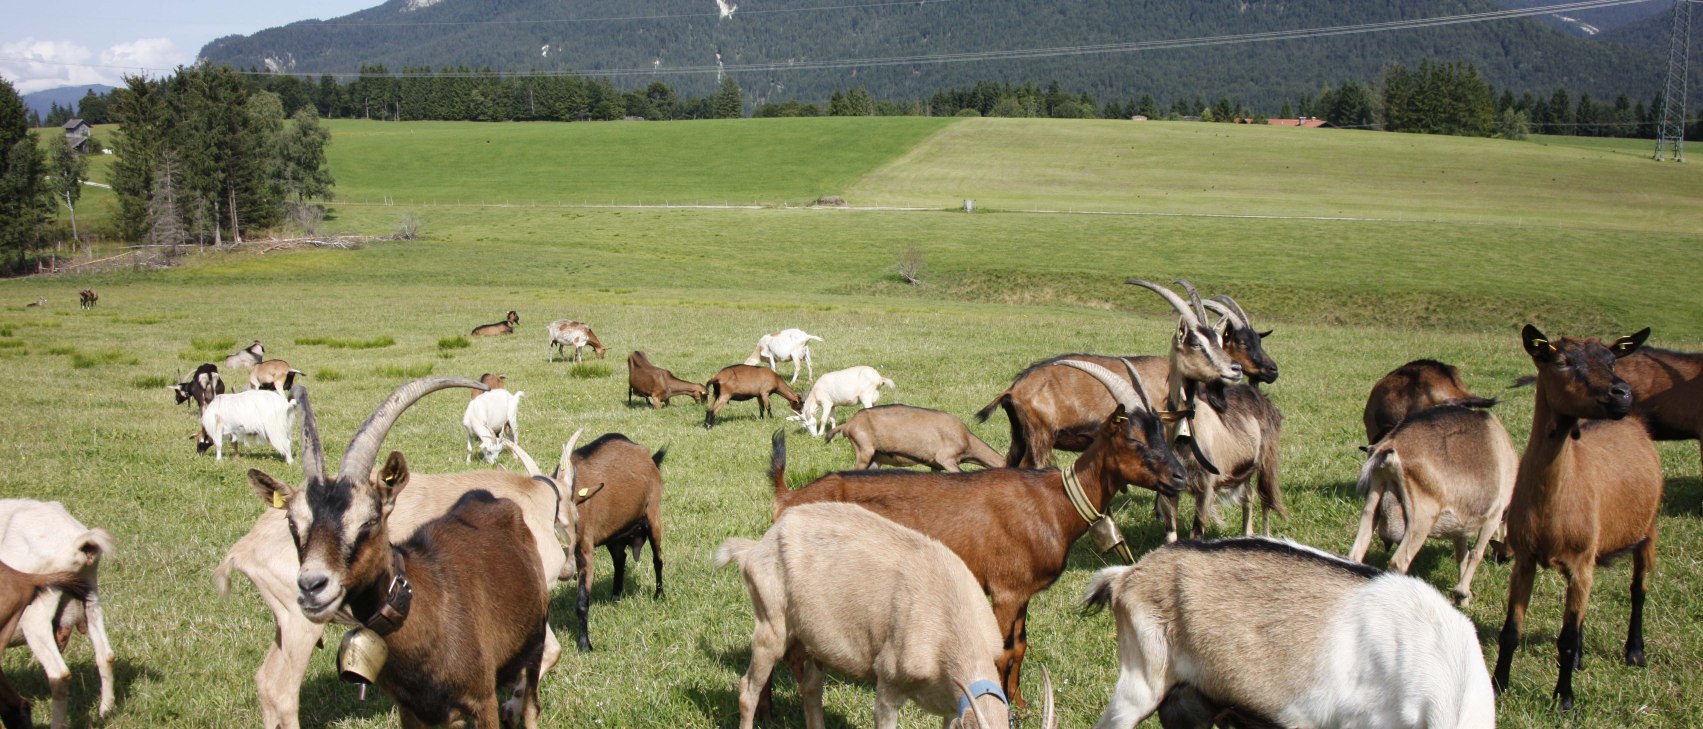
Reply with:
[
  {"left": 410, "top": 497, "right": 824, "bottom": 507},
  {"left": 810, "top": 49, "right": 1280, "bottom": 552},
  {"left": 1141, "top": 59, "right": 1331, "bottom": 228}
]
[
  {"left": 575, "top": 550, "right": 595, "bottom": 652},
  {"left": 610, "top": 544, "right": 628, "bottom": 603},
  {"left": 1493, "top": 555, "right": 1536, "bottom": 694},
  {"left": 1626, "top": 540, "right": 1652, "bottom": 667}
]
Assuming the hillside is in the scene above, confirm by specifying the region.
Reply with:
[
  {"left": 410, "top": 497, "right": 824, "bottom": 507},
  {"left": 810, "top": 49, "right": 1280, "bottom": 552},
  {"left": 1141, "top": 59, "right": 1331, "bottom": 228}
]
[
  {"left": 21, "top": 84, "right": 116, "bottom": 119},
  {"left": 199, "top": 0, "right": 1668, "bottom": 108}
]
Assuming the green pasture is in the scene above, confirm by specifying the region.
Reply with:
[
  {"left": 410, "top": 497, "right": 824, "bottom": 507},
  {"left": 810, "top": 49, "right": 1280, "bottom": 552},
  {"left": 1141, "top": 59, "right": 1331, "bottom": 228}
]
[{"left": 2, "top": 117, "right": 1701, "bottom": 728}]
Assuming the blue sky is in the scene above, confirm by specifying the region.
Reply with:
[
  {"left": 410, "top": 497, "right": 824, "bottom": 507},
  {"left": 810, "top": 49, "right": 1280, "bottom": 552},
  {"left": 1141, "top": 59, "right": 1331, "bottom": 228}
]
[{"left": 2, "top": 1, "right": 375, "bottom": 93}]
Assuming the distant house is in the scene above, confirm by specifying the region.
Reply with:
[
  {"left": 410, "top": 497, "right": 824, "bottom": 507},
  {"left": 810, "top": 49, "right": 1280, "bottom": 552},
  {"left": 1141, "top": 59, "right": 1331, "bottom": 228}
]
[
  {"left": 62, "top": 118, "right": 94, "bottom": 152},
  {"left": 1237, "top": 117, "right": 1333, "bottom": 128}
]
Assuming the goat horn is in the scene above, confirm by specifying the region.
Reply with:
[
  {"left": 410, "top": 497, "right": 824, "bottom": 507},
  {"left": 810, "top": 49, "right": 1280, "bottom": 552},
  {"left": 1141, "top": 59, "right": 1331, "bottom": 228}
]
[
  {"left": 954, "top": 680, "right": 995, "bottom": 729},
  {"left": 1174, "top": 279, "right": 1210, "bottom": 324},
  {"left": 1041, "top": 665, "right": 1057, "bottom": 729},
  {"left": 292, "top": 385, "right": 326, "bottom": 482},
  {"left": 1119, "top": 358, "right": 1156, "bottom": 415},
  {"left": 1125, "top": 279, "right": 1201, "bottom": 327},
  {"left": 557, "top": 428, "right": 583, "bottom": 487},
  {"left": 1200, "top": 299, "right": 1246, "bottom": 331},
  {"left": 1209, "top": 294, "right": 1252, "bottom": 331},
  {"left": 1054, "top": 360, "right": 1144, "bottom": 415},
  {"left": 339, "top": 377, "right": 488, "bottom": 481},
  {"left": 504, "top": 439, "right": 543, "bottom": 477}
]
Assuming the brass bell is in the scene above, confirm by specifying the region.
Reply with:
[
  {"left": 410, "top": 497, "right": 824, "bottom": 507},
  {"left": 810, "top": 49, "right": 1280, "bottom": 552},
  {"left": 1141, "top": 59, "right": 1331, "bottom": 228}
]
[
  {"left": 338, "top": 627, "right": 388, "bottom": 688},
  {"left": 1088, "top": 515, "right": 1126, "bottom": 555}
]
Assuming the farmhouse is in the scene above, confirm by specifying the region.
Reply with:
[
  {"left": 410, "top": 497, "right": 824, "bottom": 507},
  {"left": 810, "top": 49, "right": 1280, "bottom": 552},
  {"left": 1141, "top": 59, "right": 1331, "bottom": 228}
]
[{"left": 62, "top": 118, "right": 94, "bottom": 152}]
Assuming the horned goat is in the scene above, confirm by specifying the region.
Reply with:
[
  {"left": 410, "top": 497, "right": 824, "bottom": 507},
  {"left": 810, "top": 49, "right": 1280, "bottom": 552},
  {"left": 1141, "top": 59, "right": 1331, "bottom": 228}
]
[
  {"left": 547, "top": 319, "right": 607, "bottom": 363},
  {"left": 247, "top": 359, "right": 304, "bottom": 393},
  {"left": 626, "top": 351, "right": 707, "bottom": 408},
  {"left": 223, "top": 340, "right": 264, "bottom": 369},
  {"left": 0, "top": 560, "right": 87, "bottom": 729},
  {"left": 463, "top": 387, "right": 524, "bottom": 463},
  {"left": 792, "top": 365, "right": 893, "bottom": 437},
  {"left": 168, "top": 363, "right": 224, "bottom": 410},
  {"left": 471, "top": 310, "right": 520, "bottom": 336},
  {"left": 0, "top": 499, "right": 117, "bottom": 729},
  {"left": 1083, "top": 537, "right": 1494, "bottom": 729},
  {"left": 197, "top": 388, "right": 295, "bottom": 462},
  {"left": 826, "top": 404, "right": 1003, "bottom": 472},
  {"left": 1493, "top": 326, "right": 1661, "bottom": 711},
  {"left": 744, "top": 328, "right": 821, "bottom": 384},
  {"left": 703, "top": 364, "right": 802, "bottom": 428},
  {"left": 1364, "top": 359, "right": 1498, "bottom": 444},
  {"left": 717, "top": 502, "right": 1055, "bottom": 729},
  {"left": 1348, "top": 404, "right": 1517, "bottom": 606}
]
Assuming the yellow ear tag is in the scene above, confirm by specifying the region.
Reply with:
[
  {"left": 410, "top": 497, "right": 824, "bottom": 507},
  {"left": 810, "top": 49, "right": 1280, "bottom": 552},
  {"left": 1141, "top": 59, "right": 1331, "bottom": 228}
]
[
  {"left": 577, "top": 488, "right": 589, "bottom": 498},
  {"left": 272, "top": 492, "right": 284, "bottom": 509},
  {"left": 1531, "top": 338, "right": 1548, "bottom": 349}
]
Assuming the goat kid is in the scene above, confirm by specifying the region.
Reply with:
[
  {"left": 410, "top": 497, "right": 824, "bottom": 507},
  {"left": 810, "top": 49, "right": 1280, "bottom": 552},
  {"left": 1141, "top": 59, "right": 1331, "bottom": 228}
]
[
  {"left": 471, "top": 310, "right": 520, "bottom": 336},
  {"left": 198, "top": 388, "right": 296, "bottom": 462},
  {"left": 169, "top": 363, "right": 225, "bottom": 410},
  {"left": 464, "top": 387, "right": 525, "bottom": 463},
  {"left": 626, "top": 351, "right": 707, "bottom": 408},
  {"left": 0, "top": 560, "right": 87, "bottom": 729},
  {"left": 547, "top": 320, "right": 607, "bottom": 363},
  {"left": 248, "top": 360, "right": 305, "bottom": 393},
  {"left": 744, "top": 328, "right": 821, "bottom": 384},
  {"left": 792, "top": 365, "right": 893, "bottom": 437},
  {"left": 224, "top": 340, "right": 265, "bottom": 370},
  {"left": 825, "top": 404, "right": 1003, "bottom": 472}
]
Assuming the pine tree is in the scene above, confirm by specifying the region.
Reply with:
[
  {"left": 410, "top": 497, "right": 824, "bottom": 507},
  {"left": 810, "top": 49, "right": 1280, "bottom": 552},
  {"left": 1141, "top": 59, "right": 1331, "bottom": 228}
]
[
  {"left": 147, "top": 151, "right": 188, "bottom": 256},
  {"left": 0, "top": 78, "right": 51, "bottom": 269},
  {"left": 110, "top": 75, "right": 163, "bottom": 241},
  {"left": 712, "top": 76, "right": 743, "bottom": 119}
]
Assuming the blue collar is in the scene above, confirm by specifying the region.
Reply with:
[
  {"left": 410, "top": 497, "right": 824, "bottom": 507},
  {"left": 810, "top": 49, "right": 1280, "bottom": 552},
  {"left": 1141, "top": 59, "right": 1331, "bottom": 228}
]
[{"left": 955, "top": 679, "right": 1008, "bottom": 721}]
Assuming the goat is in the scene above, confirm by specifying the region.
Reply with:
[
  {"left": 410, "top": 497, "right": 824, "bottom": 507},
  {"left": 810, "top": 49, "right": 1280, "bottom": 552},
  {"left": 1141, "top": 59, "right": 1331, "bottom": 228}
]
[
  {"left": 168, "top": 363, "right": 224, "bottom": 410},
  {"left": 974, "top": 293, "right": 1275, "bottom": 468},
  {"left": 744, "top": 328, "right": 822, "bottom": 384},
  {"left": 825, "top": 404, "right": 1003, "bottom": 472},
  {"left": 223, "top": 340, "right": 264, "bottom": 370},
  {"left": 463, "top": 387, "right": 525, "bottom": 464},
  {"left": 1083, "top": 537, "right": 1494, "bottom": 729},
  {"left": 1493, "top": 326, "right": 1662, "bottom": 711},
  {"left": 547, "top": 319, "right": 607, "bottom": 363},
  {"left": 703, "top": 364, "right": 803, "bottom": 428},
  {"left": 247, "top": 359, "right": 304, "bottom": 393},
  {"left": 471, "top": 310, "right": 520, "bottom": 336},
  {"left": 1364, "top": 359, "right": 1498, "bottom": 444},
  {"left": 769, "top": 358, "right": 1185, "bottom": 708},
  {"left": 252, "top": 378, "right": 549, "bottom": 727},
  {"left": 218, "top": 406, "right": 581, "bottom": 729},
  {"left": 197, "top": 388, "right": 295, "bottom": 462},
  {"left": 1611, "top": 344, "right": 1703, "bottom": 470},
  {"left": 792, "top": 365, "right": 894, "bottom": 437},
  {"left": 473, "top": 372, "right": 506, "bottom": 399},
  {"left": 626, "top": 351, "right": 707, "bottom": 408},
  {"left": 1347, "top": 405, "right": 1517, "bottom": 606},
  {"left": 77, "top": 289, "right": 96, "bottom": 309},
  {"left": 550, "top": 433, "right": 666, "bottom": 652},
  {"left": 24, "top": 298, "right": 44, "bottom": 308},
  {"left": 0, "top": 500, "right": 117, "bottom": 729},
  {"left": 0, "top": 560, "right": 87, "bottom": 729},
  {"left": 717, "top": 502, "right": 1056, "bottom": 729}
]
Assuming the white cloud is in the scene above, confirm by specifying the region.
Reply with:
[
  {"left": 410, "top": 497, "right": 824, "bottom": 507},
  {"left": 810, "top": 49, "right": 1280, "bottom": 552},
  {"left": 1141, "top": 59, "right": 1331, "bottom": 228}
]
[{"left": 1, "top": 36, "right": 189, "bottom": 94}]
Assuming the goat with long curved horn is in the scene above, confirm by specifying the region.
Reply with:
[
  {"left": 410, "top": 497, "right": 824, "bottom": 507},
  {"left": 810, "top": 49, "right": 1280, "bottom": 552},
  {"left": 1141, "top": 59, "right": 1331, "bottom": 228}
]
[
  {"left": 1173, "top": 279, "right": 1211, "bottom": 324},
  {"left": 1210, "top": 294, "right": 1253, "bottom": 331},
  {"left": 1052, "top": 359, "right": 1147, "bottom": 415},
  {"left": 338, "top": 376, "right": 489, "bottom": 481},
  {"left": 1201, "top": 299, "right": 1245, "bottom": 330},
  {"left": 1125, "top": 279, "right": 1201, "bottom": 327}
]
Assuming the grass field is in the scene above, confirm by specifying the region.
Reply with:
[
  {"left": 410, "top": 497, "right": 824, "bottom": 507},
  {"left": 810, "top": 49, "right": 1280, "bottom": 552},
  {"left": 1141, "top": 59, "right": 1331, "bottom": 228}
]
[{"left": 3, "top": 117, "right": 1702, "bottom": 728}]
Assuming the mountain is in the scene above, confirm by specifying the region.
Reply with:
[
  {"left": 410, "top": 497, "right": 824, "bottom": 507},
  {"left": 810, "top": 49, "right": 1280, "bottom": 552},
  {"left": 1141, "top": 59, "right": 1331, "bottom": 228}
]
[
  {"left": 22, "top": 84, "right": 116, "bottom": 119},
  {"left": 1485, "top": 0, "right": 1674, "bottom": 38},
  {"left": 199, "top": 0, "right": 1671, "bottom": 107},
  {"left": 1597, "top": 2, "right": 1700, "bottom": 52}
]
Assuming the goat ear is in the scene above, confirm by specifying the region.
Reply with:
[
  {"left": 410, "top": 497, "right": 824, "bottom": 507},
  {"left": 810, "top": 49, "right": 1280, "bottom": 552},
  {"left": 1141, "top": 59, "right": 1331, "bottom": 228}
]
[
  {"left": 377, "top": 451, "right": 410, "bottom": 506},
  {"left": 1521, "top": 324, "right": 1556, "bottom": 360},
  {"left": 1611, "top": 328, "right": 1650, "bottom": 359},
  {"left": 248, "top": 469, "right": 293, "bottom": 509}
]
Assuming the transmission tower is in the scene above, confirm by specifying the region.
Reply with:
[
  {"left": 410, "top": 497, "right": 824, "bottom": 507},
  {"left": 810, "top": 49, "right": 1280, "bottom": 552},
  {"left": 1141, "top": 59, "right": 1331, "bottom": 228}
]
[{"left": 1655, "top": 0, "right": 1694, "bottom": 162}]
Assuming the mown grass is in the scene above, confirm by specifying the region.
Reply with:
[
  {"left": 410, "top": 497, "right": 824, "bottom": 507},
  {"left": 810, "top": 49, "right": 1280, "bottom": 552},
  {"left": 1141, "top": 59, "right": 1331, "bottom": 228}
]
[{"left": 0, "top": 117, "right": 1700, "bottom": 729}]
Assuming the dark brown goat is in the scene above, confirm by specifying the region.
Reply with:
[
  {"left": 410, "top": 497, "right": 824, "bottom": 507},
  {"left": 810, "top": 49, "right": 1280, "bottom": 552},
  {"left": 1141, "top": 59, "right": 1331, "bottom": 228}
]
[
  {"left": 1493, "top": 326, "right": 1661, "bottom": 712},
  {"left": 472, "top": 372, "right": 506, "bottom": 399},
  {"left": 257, "top": 377, "right": 549, "bottom": 727},
  {"left": 627, "top": 351, "right": 707, "bottom": 408},
  {"left": 78, "top": 290, "right": 96, "bottom": 310},
  {"left": 703, "top": 364, "right": 802, "bottom": 428},
  {"left": 0, "top": 562, "right": 87, "bottom": 729},
  {"left": 169, "top": 363, "right": 225, "bottom": 410},
  {"left": 1614, "top": 345, "right": 1703, "bottom": 466},
  {"left": 771, "top": 359, "right": 1185, "bottom": 709},
  {"left": 1363, "top": 359, "right": 1497, "bottom": 444},
  {"left": 471, "top": 310, "right": 520, "bottom": 336},
  {"left": 825, "top": 404, "right": 1004, "bottom": 472},
  {"left": 553, "top": 433, "right": 666, "bottom": 652}
]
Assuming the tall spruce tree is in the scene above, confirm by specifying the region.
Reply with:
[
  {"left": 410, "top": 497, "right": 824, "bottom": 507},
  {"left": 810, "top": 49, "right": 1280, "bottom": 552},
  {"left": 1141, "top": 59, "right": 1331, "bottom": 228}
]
[
  {"left": 280, "top": 107, "right": 335, "bottom": 210},
  {"left": 0, "top": 77, "right": 51, "bottom": 269},
  {"left": 712, "top": 76, "right": 743, "bottom": 119}
]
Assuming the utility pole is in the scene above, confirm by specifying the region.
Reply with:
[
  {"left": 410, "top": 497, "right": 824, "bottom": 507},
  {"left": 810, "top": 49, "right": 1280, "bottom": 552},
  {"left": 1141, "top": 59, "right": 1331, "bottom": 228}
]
[{"left": 1654, "top": 0, "right": 1693, "bottom": 161}]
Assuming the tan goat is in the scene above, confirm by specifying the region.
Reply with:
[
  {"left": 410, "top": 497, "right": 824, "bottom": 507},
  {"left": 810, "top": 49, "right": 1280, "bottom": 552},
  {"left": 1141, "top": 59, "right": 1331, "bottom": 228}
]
[
  {"left": 247, "top": 359, "right": 304, "bottom": 393},
  {"left": 825, "top": 404, "right": 1003, "bottom": 471}
]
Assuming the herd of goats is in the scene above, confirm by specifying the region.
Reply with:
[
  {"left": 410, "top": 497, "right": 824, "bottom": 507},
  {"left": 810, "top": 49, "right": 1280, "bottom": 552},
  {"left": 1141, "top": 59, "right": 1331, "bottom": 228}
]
[{"left": 2, "top": 277, "right": 1699, "bottom": 729}]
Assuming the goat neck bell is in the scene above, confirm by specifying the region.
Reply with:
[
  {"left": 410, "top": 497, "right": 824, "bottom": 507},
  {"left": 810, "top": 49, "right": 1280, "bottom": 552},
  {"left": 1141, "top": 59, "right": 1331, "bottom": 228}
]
[{"left": 337, "top": 627, "right": 388, "bottom": 696}]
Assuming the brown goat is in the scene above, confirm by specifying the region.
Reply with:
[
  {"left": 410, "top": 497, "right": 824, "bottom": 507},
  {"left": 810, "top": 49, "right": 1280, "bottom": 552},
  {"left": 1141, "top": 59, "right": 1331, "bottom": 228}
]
[
  {"left": 1492, "top": 326, "right": 1660, "bottom": 711},
  {"left": 770, "top": 359, "right": 1185, "bottom": 709},
  {"left": 703, "top": 364, "right": 803, "bottom": 428},
  {"left": 258, "top": 377, "right": 549, "bottom": 727},
  {"left": 825, "top": 404, "right": 1004, "bottom": 472},
  {"left": 554, "top": 433, "right": 667, "bottom": 652},
  {"left": 471, "top": 310, "right": 520, "bottom": 336},
  {"left": 1363, "top": 359, "right": 1498, "bottom": 444},
  {"left": 77, "top": 290, "right": 96, "bottom": 310},
  {"left": 472, "top": 372, "right": 506, "bottom": 399},
  {"left": 1614, "top": 345, "right": 1703, "bottom": 466},
  {"left": 247, "top": 359, "right": 304, "bottom": 393},
  {"left": 547, "top": 320, "right": 607, "bottom": 363},
  {"left": 0, "top": 562, "right": 87, "bottom": 729},
  {"left": 627, "top": 351, "right": 707, "bottom": 408}
]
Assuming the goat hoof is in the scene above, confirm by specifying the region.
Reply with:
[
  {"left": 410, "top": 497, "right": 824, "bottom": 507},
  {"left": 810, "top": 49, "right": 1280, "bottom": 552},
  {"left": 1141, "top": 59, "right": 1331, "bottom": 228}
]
[
  {"left": 1555, "top": 693, "right": 1574, "bottom": 713},
  {"left": 653, "top": 587, "right": 664, "bottom": 600},
  {"left": 577, "top": 639, "right": 592, "bottom": 653},
  {"left": 1626, "top": 649, "right": 1647, "bottom": 668},
  {"left": 1451, "top": 588, "right": 1471, "bottom": 607}
]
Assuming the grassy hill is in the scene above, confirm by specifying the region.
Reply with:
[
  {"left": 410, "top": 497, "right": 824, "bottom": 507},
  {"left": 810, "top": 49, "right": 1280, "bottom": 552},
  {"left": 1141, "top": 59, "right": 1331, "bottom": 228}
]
[{"left": 2, "top": 117, "right": 1702, "bottom": 728}]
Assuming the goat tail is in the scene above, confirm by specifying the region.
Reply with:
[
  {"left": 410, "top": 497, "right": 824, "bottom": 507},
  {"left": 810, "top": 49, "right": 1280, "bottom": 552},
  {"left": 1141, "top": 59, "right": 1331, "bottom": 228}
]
[
  {"left": 879, "top": 378, "right": 895, "bottom": 390},
  {"left": 18, "top": 570, "right": 89, "bottom": 601},
  {"left": 651, "top": 446, "right": 668, "bottom": 469},
  {"left": 973, "top": 392, "right": 1009, "bottom": 424},
  {"left": 1258, "top": 434, "right": 1289, "bottom": 522},
  {"left": 770, "top": 429, "right": 790, "bottom": 503},
  {"left": 1456, "top": 396, "right": 1499, "bottom": 410},
  {"left": 1355, "top": 447, "right": 1392, "bottom": 498},
  {"left": 714, "top": 538, "right": 758, "bottom": 569},
  {"left": 72, "top": 528, "right": 116, "bottom": 569},
  {"left": 1080, "top": 566, "right": 1128, "bottom": 615}
]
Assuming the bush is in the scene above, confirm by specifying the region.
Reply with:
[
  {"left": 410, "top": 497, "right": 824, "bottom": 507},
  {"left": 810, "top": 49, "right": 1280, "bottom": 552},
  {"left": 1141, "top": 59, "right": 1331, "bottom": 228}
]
[{"left": 954, "top": 108, "right": 982, "bottom": 118}]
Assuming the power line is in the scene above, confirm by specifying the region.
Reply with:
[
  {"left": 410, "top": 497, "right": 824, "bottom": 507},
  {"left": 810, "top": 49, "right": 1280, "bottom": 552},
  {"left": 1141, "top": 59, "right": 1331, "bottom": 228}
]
[{"left": 319, "top": 0, "right": 963, "bottom": 27}]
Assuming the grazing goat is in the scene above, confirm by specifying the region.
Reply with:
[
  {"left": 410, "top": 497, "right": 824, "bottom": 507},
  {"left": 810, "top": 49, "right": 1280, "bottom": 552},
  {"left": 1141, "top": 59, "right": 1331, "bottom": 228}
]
[
  {"left": 770, "top": 358, "right": 1185, "bottom": 708},
  {"left": 1348, "top": 405, "right": 1517, "bottom": 606},
  {"left": 1364, "top": 359, "right": 1497, "bottom": 444},
  {"left": 744, "top": 328, "right": 821, "bottom": 384},
  {"left": 463, "top": 387, "right": 525, "bottom": 463},
  {"left": 218, "top": 402, "right": 581, "bottom": 729},
  {"left": 168, "top": 363, "right": 224, "bottom": 410},
  {"left": 718, "top": 502, "right": 1055, "bottom": 729},
  {"left": 474, "top": 372, "right": 506, "bottom": 398},
  {"left": 974, "top": 293, "right": 1275, "bottom": 468},
  {"left": 0, "top": 561, "right": 87, "bottom": 729},
  {"left": 471, "top": 310, "right": 520, "bottom": 336},
  {"left": 826, "top": 404, "right": 1003, "bottom": 472},
  {"left": 626, "top": 351, "right": 707, "bottom": 408},
  {"left": 703, "top": 364, "right": 802, "bottom": 428},
  {"left": 223, "top": 340, "right": 264, "bottom": 370},
  {"left": 1083, "top": 538, "right": 1494, "bottom": 729},
  {"left": 77, "top": 289, "right": 96, "bottom": 309},
  {"left": 551, "top": 433, "right": 666, "bottom": 652},
  {"left": 247, "top": 359, "right": 304, "bottom": 393},
  {"left": 250, "top": 378, "right": 549, "bottom": 727},
  {"left": 547, "top": 319, "right": 607, "bottom": 363},
  {"left": 793, "top": 365, "right": 893, "bottom": 437},
  {"left": 197, "top": 388, "right": 295, "bottom": 462},
  {"left": 0, "top": 500, "right": 117, "bottom": 729},
  {"left": 1493, "top": 326, "right": 1661, "bottom": 711}
]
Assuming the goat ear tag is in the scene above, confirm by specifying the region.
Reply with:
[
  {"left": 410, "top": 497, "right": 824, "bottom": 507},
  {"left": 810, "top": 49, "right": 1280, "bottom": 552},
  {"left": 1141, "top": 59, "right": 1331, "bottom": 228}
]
[
  {"left": 577, "top": 488, "right": 589, "bottom": 498},
  {"left": 272, "top": 491, "right": 284, "bottom": 509}
]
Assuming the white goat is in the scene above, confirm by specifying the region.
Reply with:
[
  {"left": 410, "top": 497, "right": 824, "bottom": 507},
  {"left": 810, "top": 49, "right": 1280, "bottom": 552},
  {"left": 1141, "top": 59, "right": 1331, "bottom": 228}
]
[
  {"left": 0, "top": 499, "right": 117, "bottom": 729},
  {"left": 1083, "top": 537, "right": 1493, "bottom": 729},
  {"left": 198, "top": 389, "right": 295, "bottom": 462},
  {"left": 464, "top": 388, "right": 524, "bottom": 463},
  {"left": 716, "top": 502, "right": 1051, "bottom": 729},
  {"left": 793, "top": 365, "right": 894, "bottom": 437},
  {"left": 744, "top": 328, "right": 822, "bottom": 384},
  {"left": 546, "top": 319, "right": 607, "bottom": 363}
]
